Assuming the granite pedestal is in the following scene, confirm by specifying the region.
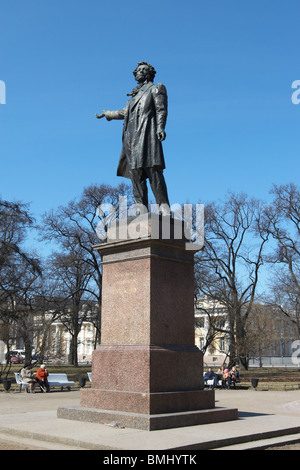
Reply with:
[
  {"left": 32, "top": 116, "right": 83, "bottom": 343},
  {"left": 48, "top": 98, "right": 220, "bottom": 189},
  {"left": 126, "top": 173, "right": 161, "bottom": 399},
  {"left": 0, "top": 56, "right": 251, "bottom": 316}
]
[{"left": 58, "top": 215, "right": 238, "bottom": 430}]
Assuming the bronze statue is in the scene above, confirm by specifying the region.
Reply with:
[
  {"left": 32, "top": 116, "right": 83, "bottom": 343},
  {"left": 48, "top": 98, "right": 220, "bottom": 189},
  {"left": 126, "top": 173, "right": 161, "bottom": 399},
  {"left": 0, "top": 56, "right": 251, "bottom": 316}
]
[{"left": 96, "top": 62, "right": 170, "bottom": 215}]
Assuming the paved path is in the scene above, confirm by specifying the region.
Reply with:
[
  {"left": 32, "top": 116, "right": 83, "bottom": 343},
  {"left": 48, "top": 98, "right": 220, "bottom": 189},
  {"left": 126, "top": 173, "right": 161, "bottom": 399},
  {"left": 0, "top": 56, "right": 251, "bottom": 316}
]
[{"left": 1, "top": 388, "right": 300, "bottom": 450}]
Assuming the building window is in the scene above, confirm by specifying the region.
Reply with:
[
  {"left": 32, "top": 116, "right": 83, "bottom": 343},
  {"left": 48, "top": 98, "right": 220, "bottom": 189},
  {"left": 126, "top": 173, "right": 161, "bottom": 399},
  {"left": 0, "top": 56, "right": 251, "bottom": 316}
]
[
  {"left": 218, "top": 337, "right": 225, "bottom": 352},
  {"left": 86, "top": 340, "right": 93, "bottom": 354},
  {"left": 198, "top": 337, "right": 205, "bottom": 350}
]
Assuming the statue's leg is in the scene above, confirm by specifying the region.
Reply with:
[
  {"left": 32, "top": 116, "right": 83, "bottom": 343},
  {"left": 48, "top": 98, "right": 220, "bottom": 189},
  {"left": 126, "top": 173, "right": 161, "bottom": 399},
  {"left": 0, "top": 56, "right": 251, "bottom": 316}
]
[
  {"left": 129, "top": 168, "right": 149, "bottom": 210},
  {"left": 147, "top": 167, "right": 170, "bottom": 211}
]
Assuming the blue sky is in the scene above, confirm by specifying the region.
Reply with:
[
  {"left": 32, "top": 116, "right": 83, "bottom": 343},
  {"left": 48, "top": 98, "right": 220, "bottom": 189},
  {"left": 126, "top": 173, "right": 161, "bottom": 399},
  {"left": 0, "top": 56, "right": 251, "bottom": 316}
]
[{"left": 1, "top": 0, "right": 299, "bottom": 222}]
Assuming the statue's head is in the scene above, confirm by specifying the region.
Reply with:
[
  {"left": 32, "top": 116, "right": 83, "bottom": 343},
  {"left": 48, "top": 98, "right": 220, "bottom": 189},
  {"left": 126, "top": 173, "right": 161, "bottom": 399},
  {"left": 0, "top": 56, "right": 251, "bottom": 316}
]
[{"left": 133, "top": 62, "right": 156, "bottom": 82}]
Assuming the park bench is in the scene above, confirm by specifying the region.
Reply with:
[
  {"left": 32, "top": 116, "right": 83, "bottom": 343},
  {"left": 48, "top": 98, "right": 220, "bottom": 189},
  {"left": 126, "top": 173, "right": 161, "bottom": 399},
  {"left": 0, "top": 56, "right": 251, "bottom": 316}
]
[
  {"left": 14, "top": 372, "right": 74, "bottom": 392},
  {"left": 46, "top": 373, "right": 75, "bottom": 390}
]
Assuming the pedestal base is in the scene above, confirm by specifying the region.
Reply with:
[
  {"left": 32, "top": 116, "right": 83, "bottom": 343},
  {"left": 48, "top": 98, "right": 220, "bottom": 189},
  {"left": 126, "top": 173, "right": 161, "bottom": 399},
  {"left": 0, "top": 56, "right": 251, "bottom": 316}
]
[
  {"left": 79, "top": 388, "right": 214, "bottom": 415},
  {"left": 58, "top": 404, "right": 238, "bottom": 431},
  {"left": 57, "top": 218, "right": 238, "bottom": 430}
]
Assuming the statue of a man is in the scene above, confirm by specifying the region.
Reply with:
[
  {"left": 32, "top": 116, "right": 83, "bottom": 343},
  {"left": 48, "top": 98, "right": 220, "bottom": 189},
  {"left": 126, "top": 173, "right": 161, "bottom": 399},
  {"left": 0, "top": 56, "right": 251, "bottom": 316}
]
[{"left": 96, "top": 62, "right": 170, "bottom": 215}]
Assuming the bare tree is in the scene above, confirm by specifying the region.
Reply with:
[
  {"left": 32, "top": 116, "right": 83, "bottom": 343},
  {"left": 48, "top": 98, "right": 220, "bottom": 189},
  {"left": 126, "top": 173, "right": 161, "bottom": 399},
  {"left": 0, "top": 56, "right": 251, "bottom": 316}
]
[
  {"left": 0, "top": 198, "right": 40, "bottom": 302},
  {"left": 0, "top": 199, "right": 34, "bottom": 267},
  {"left": 264, "top": 183, "right": 300, "bottom": 336},
  {"left": 48, "top": 248, "right": 95, "bottom": 366},
  {"left": 0, "top": 256, "right": 43, "bottom": 364},
  {"left": 195, "top": 192, "right": 270, "bottom": 369},
  {"left": 0, "top": 198, "right": 43, "bottom": 363},
  {"left": 39, "top": 183, "right": 133, "bottom": 345}
]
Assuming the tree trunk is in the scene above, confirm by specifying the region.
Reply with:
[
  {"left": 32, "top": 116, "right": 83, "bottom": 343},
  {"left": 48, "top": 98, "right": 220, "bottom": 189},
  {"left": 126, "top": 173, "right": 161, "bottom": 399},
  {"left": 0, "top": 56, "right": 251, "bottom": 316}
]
[
  {"left": 24, "top": 337, "right": 32, "bottom": 365},
  {"left": 68, "top": 335, "right": 79, "bottom": 366}
]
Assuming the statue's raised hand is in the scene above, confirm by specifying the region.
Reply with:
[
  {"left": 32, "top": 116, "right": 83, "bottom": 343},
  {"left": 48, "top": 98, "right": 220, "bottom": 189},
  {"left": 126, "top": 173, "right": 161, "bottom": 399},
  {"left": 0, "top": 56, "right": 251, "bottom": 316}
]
[{"left": 95, "top": 112, "right": 105, "bottom": 119}]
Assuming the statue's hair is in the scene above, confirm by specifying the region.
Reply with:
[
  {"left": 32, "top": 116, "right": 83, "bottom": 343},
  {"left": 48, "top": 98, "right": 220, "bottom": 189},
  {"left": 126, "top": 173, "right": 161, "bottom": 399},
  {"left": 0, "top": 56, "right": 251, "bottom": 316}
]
[{"left": 133, "top": 62, "right": 156, "bottom": 81}]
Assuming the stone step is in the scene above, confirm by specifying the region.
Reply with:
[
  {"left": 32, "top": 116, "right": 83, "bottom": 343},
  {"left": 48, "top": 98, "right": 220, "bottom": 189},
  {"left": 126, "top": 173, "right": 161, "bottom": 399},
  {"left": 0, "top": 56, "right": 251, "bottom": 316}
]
[
  {"left": 0, "top": 431, "right": 85, "bottom": 450},
  {"left": 212, "top": 432, "right": 300, "bottom": 450},
  {"left": 2, "top": 428, "right": 300, "bottom": 451}
]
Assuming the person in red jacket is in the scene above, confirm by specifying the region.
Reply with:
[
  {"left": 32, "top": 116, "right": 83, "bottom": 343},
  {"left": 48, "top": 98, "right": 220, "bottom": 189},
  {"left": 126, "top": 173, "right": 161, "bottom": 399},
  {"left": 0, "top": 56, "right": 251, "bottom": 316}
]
[{"left": 35, "top": 364, "right": 50, "bottom": 392}]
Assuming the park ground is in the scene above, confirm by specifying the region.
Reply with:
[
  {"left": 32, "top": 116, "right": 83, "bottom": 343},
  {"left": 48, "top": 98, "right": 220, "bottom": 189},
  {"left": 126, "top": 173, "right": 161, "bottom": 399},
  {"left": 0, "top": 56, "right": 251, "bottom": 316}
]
[{"left": 1, "top": 364, "right": 300, "bottom": 450}]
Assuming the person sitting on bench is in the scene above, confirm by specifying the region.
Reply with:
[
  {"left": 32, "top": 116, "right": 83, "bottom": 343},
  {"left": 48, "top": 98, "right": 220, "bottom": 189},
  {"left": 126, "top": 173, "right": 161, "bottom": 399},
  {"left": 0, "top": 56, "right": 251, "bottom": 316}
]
[
  {"left": 203, "top": 368, "right": 218, "bottom": 389},
  {"left": 229, "top": 367, "right": 240, "bottom": 386},
  {"left": 20, "top": 364, "right": 37, "bottom": 393},
  {"left": 35, "top": 364, "right": 50, "bottom": 392}
]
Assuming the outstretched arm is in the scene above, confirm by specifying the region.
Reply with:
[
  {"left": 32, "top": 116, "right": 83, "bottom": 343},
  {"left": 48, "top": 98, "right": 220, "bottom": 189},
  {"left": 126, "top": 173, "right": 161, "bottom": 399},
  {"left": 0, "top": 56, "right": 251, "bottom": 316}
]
[{"left": 95, "top": 109, "right": 126, "bottom": 121}]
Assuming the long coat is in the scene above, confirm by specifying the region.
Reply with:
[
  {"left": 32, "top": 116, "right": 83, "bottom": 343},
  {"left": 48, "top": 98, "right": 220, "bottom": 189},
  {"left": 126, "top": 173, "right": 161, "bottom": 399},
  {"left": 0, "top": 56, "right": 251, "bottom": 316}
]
[{"left": 107, "top": 82, "right": 168, "bottom": 179}]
